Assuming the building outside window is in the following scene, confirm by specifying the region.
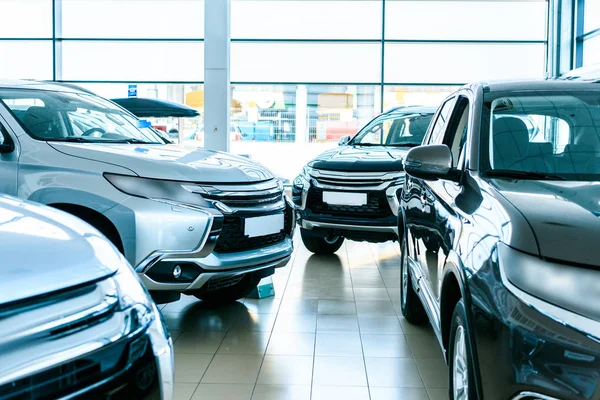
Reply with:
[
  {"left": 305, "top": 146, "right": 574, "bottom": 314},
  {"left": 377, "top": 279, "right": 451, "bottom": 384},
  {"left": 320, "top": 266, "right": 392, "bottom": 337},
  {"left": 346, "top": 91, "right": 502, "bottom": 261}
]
[{"left": 0, "top": 0, "right": 548, "bottom": 181}]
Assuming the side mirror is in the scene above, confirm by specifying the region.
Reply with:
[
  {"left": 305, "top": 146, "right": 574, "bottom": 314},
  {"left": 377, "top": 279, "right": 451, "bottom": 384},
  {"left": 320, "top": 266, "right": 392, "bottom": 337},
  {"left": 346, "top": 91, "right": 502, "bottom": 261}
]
[
  {"left": 404, "top": 145, "right": 459, "bottom": 182},
  {"left": 0, "top": 129, "right": 14, "bottom": 154},
  {"left": 338, "top": 135, "right": 351, "bottom": 146}
]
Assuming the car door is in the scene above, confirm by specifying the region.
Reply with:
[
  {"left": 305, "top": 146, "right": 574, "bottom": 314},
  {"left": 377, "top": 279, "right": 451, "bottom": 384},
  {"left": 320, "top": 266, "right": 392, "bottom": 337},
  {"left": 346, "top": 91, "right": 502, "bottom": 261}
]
[
  {"left": 422, "top": 96, "right": 470, "bottom": 302},
  {"left": 0, "top": 116, "right": 19, "bottom": 196},
  {"left": 404, "top": 96, "right": 456, "bottom": 307}
]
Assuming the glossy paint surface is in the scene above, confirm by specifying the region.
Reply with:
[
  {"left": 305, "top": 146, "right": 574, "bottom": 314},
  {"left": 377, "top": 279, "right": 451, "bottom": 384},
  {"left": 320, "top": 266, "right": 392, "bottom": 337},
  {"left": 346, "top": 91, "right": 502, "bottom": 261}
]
[
  {"left": 0, "top": 195, "right": 119, "bottom": 305},
  {"left": 401, "top": 81, "right": 600, "bottom": 400}
]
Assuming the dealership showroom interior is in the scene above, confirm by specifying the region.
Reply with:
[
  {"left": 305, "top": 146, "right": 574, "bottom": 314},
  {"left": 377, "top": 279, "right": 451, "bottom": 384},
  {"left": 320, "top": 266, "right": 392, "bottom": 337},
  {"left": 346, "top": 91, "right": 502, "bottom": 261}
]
[{"left": 2, "top": 0, "right": 600, "bottom": 399}]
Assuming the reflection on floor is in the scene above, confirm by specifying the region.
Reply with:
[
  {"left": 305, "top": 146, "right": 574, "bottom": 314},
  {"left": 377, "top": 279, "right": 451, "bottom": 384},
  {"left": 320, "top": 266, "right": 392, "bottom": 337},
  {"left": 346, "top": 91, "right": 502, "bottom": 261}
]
[{"left": 161, "top": 235, "right": 448, "bottom": 400}]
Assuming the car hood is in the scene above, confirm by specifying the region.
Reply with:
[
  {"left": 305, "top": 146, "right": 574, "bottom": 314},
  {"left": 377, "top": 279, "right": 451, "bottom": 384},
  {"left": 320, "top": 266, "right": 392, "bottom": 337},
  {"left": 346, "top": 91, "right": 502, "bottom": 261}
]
[
  {"left": 0, "top": 196, "right": 119, "bottom": 306},
  {"left": 494, "top": 180, "right": 600, "bottom": 267},
  {"left": 49, "top": 143, "right": 274, "bottom": 183},
  {"left": 308, "top": 145, "right": 409, "bottom": 172}
]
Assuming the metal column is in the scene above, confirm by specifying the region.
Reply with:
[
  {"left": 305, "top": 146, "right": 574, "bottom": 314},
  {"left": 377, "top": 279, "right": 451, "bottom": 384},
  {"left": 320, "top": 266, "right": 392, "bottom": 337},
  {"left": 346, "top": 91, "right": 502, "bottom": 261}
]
[{"left": 204, "top": 0, "right": 231, "bottom": 152}]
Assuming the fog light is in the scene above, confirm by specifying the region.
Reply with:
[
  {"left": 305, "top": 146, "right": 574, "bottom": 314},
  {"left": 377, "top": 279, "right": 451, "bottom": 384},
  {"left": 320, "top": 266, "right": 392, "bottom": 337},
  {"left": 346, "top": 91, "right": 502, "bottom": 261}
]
[{"left": 173, "top": 265, "right": 182, "bottom": 279}]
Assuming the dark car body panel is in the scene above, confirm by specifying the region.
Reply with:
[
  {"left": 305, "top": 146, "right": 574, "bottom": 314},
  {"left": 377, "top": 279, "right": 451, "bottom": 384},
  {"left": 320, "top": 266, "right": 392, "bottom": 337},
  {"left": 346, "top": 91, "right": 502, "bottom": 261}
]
[
  {"left": 309, "top": 146, "right": 406, "bottom": 172},
  {"left": 492, "top": 179, "right": 600, "bottom": 267},
  {"left": 401, "top": 81, "right": 600, "bottom": 400}
]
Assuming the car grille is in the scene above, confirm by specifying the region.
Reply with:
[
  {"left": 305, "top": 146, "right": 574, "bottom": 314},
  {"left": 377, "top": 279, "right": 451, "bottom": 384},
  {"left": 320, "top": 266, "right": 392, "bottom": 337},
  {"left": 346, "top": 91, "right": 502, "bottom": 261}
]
[
  {"left": 0, "top": 279, "right": 157, "bottom": 400},
  {"left": 206, "top": 274, "right": 245, "bottom": 292},
  {"left": 214, "top": 206, "right": 293, "bottom": 253},
  {"left": 201, "top": 180, "right": 283, "bottom": 210},
  {"left": 0, "top": 335, "right": 152, "bottom": 400},
  {"left": 307, "top": 187, "right": 393, "bottom": 218}
]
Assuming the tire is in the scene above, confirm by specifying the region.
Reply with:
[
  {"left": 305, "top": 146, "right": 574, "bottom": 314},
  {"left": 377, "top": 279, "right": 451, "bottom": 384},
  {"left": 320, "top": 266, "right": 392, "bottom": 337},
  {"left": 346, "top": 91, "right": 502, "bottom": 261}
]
[
  {"left": 448, "top": 299, "right": 476, "bottom": 400},
  {"left": 300, "top": 228, "right": 344, "bottom": 254},
  {"left": 192, "top": 273, "right": 262, "bottom": 304},
  {"left": 400, "top": 234, "right": 428, "bottom": 324}
]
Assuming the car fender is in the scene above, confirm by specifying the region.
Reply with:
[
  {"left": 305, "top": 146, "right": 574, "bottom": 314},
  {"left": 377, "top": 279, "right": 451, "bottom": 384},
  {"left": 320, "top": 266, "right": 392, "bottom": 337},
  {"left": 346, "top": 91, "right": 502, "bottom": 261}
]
[{"left": 443, "top": 250, "right": 484, "bottom": 400}]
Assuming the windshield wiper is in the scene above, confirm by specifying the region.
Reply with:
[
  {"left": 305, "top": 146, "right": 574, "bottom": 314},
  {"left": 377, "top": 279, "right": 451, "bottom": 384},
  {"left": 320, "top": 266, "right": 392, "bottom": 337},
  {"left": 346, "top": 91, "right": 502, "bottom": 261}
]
[
  {"left": 49, "top": 137, "right": 161, "bottom": 144},
  {"left": 384, "top": 143, "right": 421, "bottom": 148},
  {"left": 117, "top": 138, "right": 162, "bottom": 144},
  {"left": 485, "top": 169, "right": 566, "bottom": 181},
  {"left": 49, "top": 137, "right": 93, "bottom": 143}
]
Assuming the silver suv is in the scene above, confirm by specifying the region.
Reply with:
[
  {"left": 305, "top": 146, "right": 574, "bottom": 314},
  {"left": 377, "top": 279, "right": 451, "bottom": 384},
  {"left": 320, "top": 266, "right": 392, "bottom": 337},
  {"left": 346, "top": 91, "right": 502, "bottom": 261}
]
[
  {"left": 0, "top": 195, "right": 173, "bottom": 399},
  {"left": 0, "top": 81, "right": 294, "bottom": 304}
]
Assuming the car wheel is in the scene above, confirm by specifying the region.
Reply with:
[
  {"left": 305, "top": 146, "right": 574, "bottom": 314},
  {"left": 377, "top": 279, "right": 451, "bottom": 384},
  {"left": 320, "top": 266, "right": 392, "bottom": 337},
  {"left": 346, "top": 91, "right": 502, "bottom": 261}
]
[
  {"left": 300, "top": 228, "right": 344, "bottom": 254},
  {"left": 449, "top": 299, "right": 476, "bottom": 400},
  {"left": 400, "top": 234, "right": 427, "bottom": 324},
  {"left": 191, "top": 273, "right": 262, "bottom": 304}
]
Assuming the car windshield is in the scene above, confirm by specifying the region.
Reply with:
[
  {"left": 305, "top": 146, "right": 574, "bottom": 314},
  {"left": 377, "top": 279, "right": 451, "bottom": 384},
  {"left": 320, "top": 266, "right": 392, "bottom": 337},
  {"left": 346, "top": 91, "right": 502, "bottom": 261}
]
[
  {"left": 0, "top": 89, "right": 164, "bottom": 144},
  {"left": 484, "top": 90, "right": 600, "bottom": 181},
  {"left": 350, "top": 113, "right": 433, "bottom": 147}
]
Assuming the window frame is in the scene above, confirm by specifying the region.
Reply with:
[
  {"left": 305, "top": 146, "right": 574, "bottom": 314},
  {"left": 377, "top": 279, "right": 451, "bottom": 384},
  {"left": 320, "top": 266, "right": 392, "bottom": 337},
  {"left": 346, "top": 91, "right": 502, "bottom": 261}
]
[{"left": 425, "top": 96, "right": 457, "bottom": 146}]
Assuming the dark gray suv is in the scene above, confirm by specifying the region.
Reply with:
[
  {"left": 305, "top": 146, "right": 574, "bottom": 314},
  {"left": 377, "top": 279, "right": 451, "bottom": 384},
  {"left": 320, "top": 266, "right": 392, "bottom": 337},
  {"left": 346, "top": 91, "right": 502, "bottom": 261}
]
[
  {"left": 399, "top": 80, "right": 600, "bottom": 400},
  {"left": 292, "top": 107, "right": 434, "bottom": 254}
]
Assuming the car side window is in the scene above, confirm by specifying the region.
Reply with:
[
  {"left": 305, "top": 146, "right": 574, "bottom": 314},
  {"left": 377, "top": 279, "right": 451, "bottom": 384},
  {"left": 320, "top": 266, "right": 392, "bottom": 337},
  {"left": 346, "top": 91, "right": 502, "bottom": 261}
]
[
  {"left": 0, "top": 124, "right": 9, "bottom": 147},
  {"left": 442, "top": 97, "right": 470, "bottom": 168},
  {"left": 427, "top": 98, "right": 456, "bottom": 145}
]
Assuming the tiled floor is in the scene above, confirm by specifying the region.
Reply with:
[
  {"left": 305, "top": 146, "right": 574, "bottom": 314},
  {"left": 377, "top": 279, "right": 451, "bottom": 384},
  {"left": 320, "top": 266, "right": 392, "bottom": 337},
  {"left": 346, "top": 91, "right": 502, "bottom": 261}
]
[{"left": 162, "top": 234, "right": 448, "bottom": 400}]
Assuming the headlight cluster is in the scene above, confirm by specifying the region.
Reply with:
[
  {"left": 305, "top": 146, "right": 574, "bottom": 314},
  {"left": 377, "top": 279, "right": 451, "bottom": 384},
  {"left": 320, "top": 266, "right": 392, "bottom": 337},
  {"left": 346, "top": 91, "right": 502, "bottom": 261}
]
[
  {"left": 498, "top": 243, "right": 599, "bottom": 325},
  {"left": 113, "top": 262, "right": 153, "bottom": 311},
  {"left": 105, "top": 173, "right": 211, "bottom": 209},
  {"left": 390, "top": 174, "right": 406, "bottom": 187}
]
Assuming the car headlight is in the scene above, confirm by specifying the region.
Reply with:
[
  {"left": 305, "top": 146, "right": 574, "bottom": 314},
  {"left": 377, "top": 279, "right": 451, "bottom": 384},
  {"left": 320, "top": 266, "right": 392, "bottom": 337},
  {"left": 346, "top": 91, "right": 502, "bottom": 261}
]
[
  {"left": 498, "top": 243, "right": 600, "bottom": 333},
  {"left": 104, "top": 173, "right": 210, "bottom": 209},
  {"left": 302, "top": 166, "right": 314, "bottom": 179},
  {"left": 113, "top": 261, "right": 153, "bottom": 310},
  {"left": 390, "top": 173, "right": 406, "bottom": 187}
]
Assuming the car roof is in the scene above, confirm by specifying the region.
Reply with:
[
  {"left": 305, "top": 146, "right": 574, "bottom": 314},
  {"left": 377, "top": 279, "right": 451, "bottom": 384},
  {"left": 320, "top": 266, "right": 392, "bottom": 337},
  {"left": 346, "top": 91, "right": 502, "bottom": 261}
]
[
  {"left": 383, "top": 106, "right": 437, "bottom": 115},
  {"left": 0, "top": 79, "right": 91, "bottom": 94},
  {"left": 466, "top": 79, "right": 600, "bottom": 95}
]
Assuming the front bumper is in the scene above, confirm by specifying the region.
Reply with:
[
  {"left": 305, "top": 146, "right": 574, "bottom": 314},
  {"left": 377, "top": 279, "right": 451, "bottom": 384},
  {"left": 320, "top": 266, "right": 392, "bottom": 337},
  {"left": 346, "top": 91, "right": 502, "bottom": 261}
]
[
  {"left": 130, "top": 190, "right": 294, "bottom": 294},
  {"left": 138, "top": 239, "right": 293, "bottom": 292},
  {"left": 470, "top": 265, "right": 600, "bottom": 400},
  {"left": 292, "top": 169, "right": 402, "bottom": 242}
]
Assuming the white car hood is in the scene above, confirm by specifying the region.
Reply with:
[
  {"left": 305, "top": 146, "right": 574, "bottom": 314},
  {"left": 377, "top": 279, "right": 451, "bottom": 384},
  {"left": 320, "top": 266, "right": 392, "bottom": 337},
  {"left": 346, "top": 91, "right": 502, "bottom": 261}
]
[
  {"left": 0, "top": 195, "right": 119, "bottom": 305},
  {"left": 49, "top": 143, "right": 275, "bottom": 183}
]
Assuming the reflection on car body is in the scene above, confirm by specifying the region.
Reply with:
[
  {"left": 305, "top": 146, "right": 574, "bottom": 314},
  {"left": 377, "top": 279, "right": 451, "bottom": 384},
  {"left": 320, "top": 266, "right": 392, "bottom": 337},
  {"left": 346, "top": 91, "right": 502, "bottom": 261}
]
[{"left": 399, "top": 80, "right": 600, "bottom": 400}]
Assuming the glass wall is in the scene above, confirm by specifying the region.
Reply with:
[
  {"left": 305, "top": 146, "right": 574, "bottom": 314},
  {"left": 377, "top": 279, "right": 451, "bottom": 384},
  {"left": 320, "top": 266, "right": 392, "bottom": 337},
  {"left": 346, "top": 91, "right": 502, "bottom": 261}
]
[
  {"left": 0, "top": 0, "right": 548, "bottom": 181},
  {"left": 581, "top": 0, "right": 600, "bottom": 67}
]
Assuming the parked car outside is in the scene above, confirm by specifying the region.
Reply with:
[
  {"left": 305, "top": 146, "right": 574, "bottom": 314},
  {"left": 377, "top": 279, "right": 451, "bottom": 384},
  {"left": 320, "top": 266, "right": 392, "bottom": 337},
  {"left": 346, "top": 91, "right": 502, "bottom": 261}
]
[
  {"left": 0, "top": 81, "right": 294, "bottom": 304},
  {"left": 0, "top": 195, "right": 173, "bottom": 399},
  {"left": 292, "top": 107, "right": 435, "bottom": 254},
  {"left": 399, "top": 80, "right": 600, "bottom": 400}
]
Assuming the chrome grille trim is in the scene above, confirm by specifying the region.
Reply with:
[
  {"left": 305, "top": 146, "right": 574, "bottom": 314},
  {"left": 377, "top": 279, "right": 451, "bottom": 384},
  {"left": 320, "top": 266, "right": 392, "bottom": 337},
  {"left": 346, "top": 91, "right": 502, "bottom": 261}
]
[
  {"left": 0, "top": 294, "right": 119, "bottom": 347},
  {"left": 0, "top": 277, "right": 153, "bottom": 389},
  {"left": 197, "top": 179, "right": 286, "bottom": 214},
  {"left": 0, "top": 279, "right": 119, "bottom": 347},
  {"left": 308, "top": 170, "right": 404, "bottom": 191}
]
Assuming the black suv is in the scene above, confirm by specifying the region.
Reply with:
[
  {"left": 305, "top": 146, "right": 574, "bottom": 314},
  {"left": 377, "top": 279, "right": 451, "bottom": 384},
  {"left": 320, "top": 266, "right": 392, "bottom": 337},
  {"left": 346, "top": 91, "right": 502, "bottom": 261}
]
[
  {"left": 399, "top": 80, "right": 600, "bottom": 400},
  {"left": 292, "top": 107, "right": 434, "bottom": 254}
]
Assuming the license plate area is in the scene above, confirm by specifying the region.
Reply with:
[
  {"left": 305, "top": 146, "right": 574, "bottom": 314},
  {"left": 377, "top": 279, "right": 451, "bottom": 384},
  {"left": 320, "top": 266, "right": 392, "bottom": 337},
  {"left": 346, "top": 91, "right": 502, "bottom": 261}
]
[
  {"left": 244, "top": 213, "right": 284, "bottom": 238},
  {"left": 322, "top": 191, "right": 367, "bottom": 206}
]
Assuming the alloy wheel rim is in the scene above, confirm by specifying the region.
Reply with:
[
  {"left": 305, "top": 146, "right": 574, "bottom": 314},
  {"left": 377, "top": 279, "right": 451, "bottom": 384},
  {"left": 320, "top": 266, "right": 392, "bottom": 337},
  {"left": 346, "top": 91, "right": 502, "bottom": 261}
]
[
  {"left": 453, "top": 326, "right": 469, "bottom": 400},
  {"left": 401, "top": 239, "right": 408, "bottom": 307}
]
